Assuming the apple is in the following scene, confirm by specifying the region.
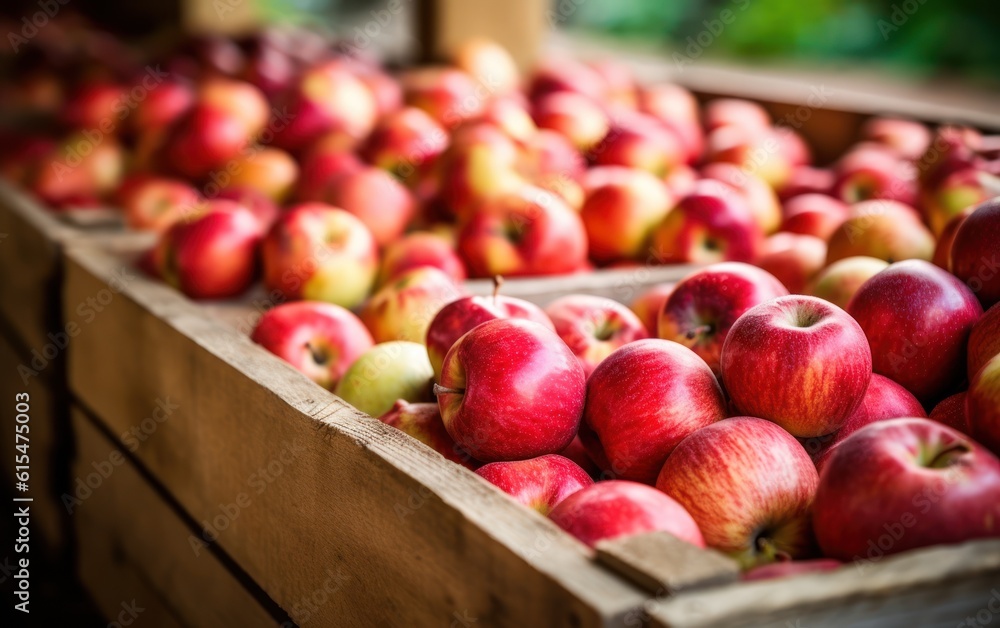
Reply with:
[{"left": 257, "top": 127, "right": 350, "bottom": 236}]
[
  {"left": 587, "top": 59, "right": 638, "bottom": 108},
  {"left": 833, "top": 146, "right": 917, "bottom": 207},
  {"left": 240, "top": 37, "right": 297, "bottom": 98},
  {"left": 703, "top": 98, "right": 770, "bottom": 132},
  {"left": 215, "top": 186, "right": 281, "bottom": 233},
  {"left": 426, "top": 288, "right": 553, "bottom": 380},
  {"left": 806, "top": 374, "right": 927, "bottom": 468},
  {"left": 847, "top": 260, "right": 983, "bottom": 405},
  {"left": 650, "top": 179, "right": 764, "bottom": 264},
  {"left": 527, "top": 128, "right": 587, "bottom": 181},
  {"left": 274, "top": 60, "right": 378, "bottom": 152},
  {"left": 335, "top": 341, "right": 435, "bottom": 419},
  {"left": 721, "top": 295, "right": 872, "bottom": 438},
  {"left": 813, "top": 418, "right": 1000, "bottom": 561},
  {"left": 969, "top": 356, "right": 1000, "bottom": 455},
  {"left": 951, "top": 198, "right": 1000, "bottom": 309},
  {"left": 929, "top": 392, "right": 970, "bottom": 434},
  {"left": 629, "top": 283, "right": 675, "bottom": 337},
  {"left": 593, "top": 112, "right": 686, "bottom": 177},
  {"left": 32, "top": 133, "right": 124, "bottom": 208},
  {"left": 808, "top": 256, "right": 889, "bottom": 310},
  {"left": 921, "top": 167, "right": 990, "bottom": 237},
  {"left": 778, "top": 166, "right": 835, "bottom": 201},
  {"left": 295, "top": 147, "right": 363, "bottom": 203},
  {"left": 359, "top": 267, "right": 465, "bottom": 345},
  {"left": 638, "top": 84, "right": 704, "bottom": 164},
  {"left": 548, "top": 480, "right": 705, "bottom": 549},
  {"left": 969, "top": 303, "right": 1000, "bottom": 381},
  {"left": 705, "top": 126, "right": 792, "bottom": 189},
  {"left": 559, "top": 435, "right": 600, "bottom": 477},
  {"left": 357, "top": 67, "right": 404, "bottom": 118},
  {"left": 361, "top": 107, "right": 448, "bottom": 185},
  {"left": 435, "top": 318, "right": 585, "bottom": 462},
  {"left": 379, "top": 400, "right": 478, "bottom": 470},
  {"left": 61, "top": 82, "right": 126, "bottom": 132},
  {"left": 656, "top": 416, "right": 819, "bottom": 568},
  {"left": 250, "top": 301, "right": 373, "bottom": 390},
  {"left": 198, "top": 78, "right": 270, "bottom": 138},
  {"left": 532, "top": 91, "right": 609, "bottom": 153},
  {"left": 779, "top": 193, "right": 850, "bottom": 241},
  {"left": 584, "top": 339, "right": 727, "bottom": 484},
  {"left": 145, "top": 201, "right": 261, "bottom": 300},
  {"left": 473, "top": 97, "right": 538, "bottom": 144},
  {"left": 378, "top": 232, "right": 467, "bottom": 286},
  {"left": 217, "top": 147, "right": 298, "bottom": 202},
  {"left": 544, "top": 295, "right": 650, "bottom": 378},
  {"left": 754, "top": 233, "right": 827, "bottom": 294},
  {"left": 261, "top": 203, "right": 379, "bottom": 310},
  {"left": 861, "top": 117, "right": 931, "bottom": 161},
  {"left": 322, "top": 165, "right": 417, "bottom": 247},
  {"left": 457, "top": 186, "right": 588, "bottom": 278},
  {"left": 701, "top": 163, "right": 782, "bottom": 235},
  {"left": 475, "top": 454, "right": 593, "bottom": 515},
  {"left": 452, "top": 37, "right": 520, "bottom": 97},
  {"left": 658, "top": 262, "right": 788, "bottom": 374},
  {"left": 438, "top": 122, "right": 527, "bottom": 218},
  {"left": 164, "top": 105, "right": 251, "bottom": 179},
  {"left": 403, "top": 66, "right": 485, "bottom": 130},
  {"left": 742, "top": 559, "right": 842, "bottom": 582},
  {"left": 132, "top": 78, "right": 195, "bottom": 133},
  {"left": 932, "top": 207, "right": 974, "bottom": 272},
  {"left": 579, "top": 166, "right": 673, "bottom": 263},
  {"left": 527, "top": 57, "right": 607, "bottom": 102},
  {"left": 119, "top": 176, "right": 202, "bottom": 232},
  {"left": 825, "top": 200, "right": 934, "bottom": 265},
  {"left": 663, "top": 163, "right": 699, "bottom": 197}
]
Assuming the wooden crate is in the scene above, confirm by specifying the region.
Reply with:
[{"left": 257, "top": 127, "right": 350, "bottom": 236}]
[{"left": 63, "top": 229, "right": 1000, "bottom": 627}]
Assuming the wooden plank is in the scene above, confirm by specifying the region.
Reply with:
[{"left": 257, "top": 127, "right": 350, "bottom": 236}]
[
  {"left": 63, "top": 240, "right": 651, "bottom": 628},
  {"left": 0, "top": 328, "right": 69, "bottom": 557},
  {"left": 595, "top": 532, "right": 740, "bottom": 596},
  {"left": 645, "top": 539, "right": 1000, "bottom": 628},
  {"left": 417, "top": 0, "right": 549, "bottom": 70},
  {"left": 69, "top": 406, "right": 281, "bottom": 628}
]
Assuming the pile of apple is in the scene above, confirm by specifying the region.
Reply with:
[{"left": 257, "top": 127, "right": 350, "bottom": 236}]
[{"left": 5, "top": 24, "right": 1000, "bottom": 577}]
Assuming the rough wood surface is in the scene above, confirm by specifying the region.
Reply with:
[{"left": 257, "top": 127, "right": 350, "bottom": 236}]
[
  {"left": 645, "top": 539, "right": 1000, "bottom": 628},
  {"left": 64, "top": 240, "right": 651, "bottom": 628},
  {"left": 70, "top": 406, "right": 282, "bottom": 627},
  {"left": 595, "top": 532, "right": 740, "bottom": 596}
]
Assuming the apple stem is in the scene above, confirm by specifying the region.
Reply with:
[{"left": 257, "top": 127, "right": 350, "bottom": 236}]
[
  {"left": 305, "top": 342, "right": 327, "bottom": 365},
  {"left": 492, "top": 275, "right": 504, "bottom": 304},
  {"left": 433, "top": 384, "right": 465, "bottom": 396},
  {"left": 685, "top": 324, "right": 712, "bottom": 340}
]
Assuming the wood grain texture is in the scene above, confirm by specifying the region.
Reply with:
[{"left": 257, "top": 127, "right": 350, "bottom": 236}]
[
  {"left": 595, "top": 532, "right": 739, "bottom": 596},
  {"left": 645, "top": 539, "right": 1000, "bottom": 628},
  {"left": 63, "top": 240, "right": 651, "bottom": 628},
  {"left": 70, "top": 406, "right": 281, "bottom": 628}
]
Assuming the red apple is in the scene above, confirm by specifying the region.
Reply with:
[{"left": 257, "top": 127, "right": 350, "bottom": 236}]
[
  {"left": 969, "top": 302, "right": 1000, "bottom": 381},
  {"left": 403, "top": 66, "right": 485, "bottom": 130},
  {"left": 921, "top": 167, "right": 990, "bottom": 237},
  {"left": 813, "top": 418, "right": 1000, "bottom": 561},
  {"left": 701, "top": 163, "right": 782, "bottom": 235},
  {"left": 754, "top": 233, "right": 827, "bottom": 294},
  {"left": 705, "top": 126, "right": 792, "bottom": 189},
  {"left": 164, "top": 104, "right": 251, "bottom": 179},
  {"left": 932, "top": 207, "right": 974, "bottom": 272},
  {"left": 426, "top": 290, "right": 553, "bottom": 380},
  {"left": 32, "top": 133, "right": 124, "bottom": 208},
  {"left": 132, "top": 78, "right": 194, "bottom": 133},
  {"left": 361, "top": 107, "right": 449, "bottom": 185},
  {"left": 968, "top": 355, "right": 1000, "bottom": 456},
  {"left": 198, "top": 78, "right": 270, "bottom": 138},
  {"left": 721, "top": 295, "right": 872, "bottom": 437},
  {"left": 929, "top": 392, "right": 970, "bottom": 434},
  {"left": 544, "top": 295, "right": 649, "bottom": 378},
  {"left": 250, "top": 301, "right": 373, "bottom": 390},
  {"left": 475, "top": 454, "right": 593, "bottom": 515},
  {"left": 146, "top": 201, "right": 261, "bottom": 300},
  {"left": 261, "top": 203, "right": 379, "bottom": 309},
  {"left": 559, "top": 435, "right": 600, "bottom": 477},
  {"left": 436, "top": 318, "right": 586, "bottom": 461},
  {"left": 650, "top": 179, "right": 764, "bottom": 264},
  {"left": 457, "top": 186, "right": 588, "bottom": 278},
  {"left": 629, "top": 283, "right": 675, "bottom": 337},
  {"left": 825, "top": 200, "right": 934, "bottom": 265},
  {"left": 861, "top": 117, "right": 931, "bottom": 161},
  {"left": 584, "top": 339, "right": 727, "bottom": 484},
  {"left": 779, "top": 193, "right": 850, "bottom": 241},
  {"left": 808, "top": 256, "right": 889, "bottom": 310},
  {"left": 656, "top": 416, "right": 819, "bottom": 568},
  {"left": 703, "top": 98, "right": 771, "bottom": 133},
  {"left": 378, "top": 232, "right": 467, "bottom": 286},
  {"left": 360, "top": 266, "right": 465, "bottom": 345},
  {"left": 322, "top": 165, "right": 417, "bottom": 247},
  {"left": 807, "top": 374, "right": 927, "bottom": 468},
  {"left": 452, "top": 38, "right": 520, "bottom": 97},
  {"left": 951, "top": 198, "right": 1000, "bottom": 309},
  {"left": 548, "top": 480, "right": 704, "bottom": 549},
  {"left": 593, "top": 112, "right": 686, "bottom": 177},
  {"left": 528, "top": 57, "right": 606, "bottom": 102},
  {"left": 295, "top": 147, "right": 363, "bottom": 203},
  {"left": 532, "top": 91, "right": 609, "bottom": 153},
  {"left": 215, "top": 186, "right": 281, "bottom": 233},
  {"left": 579, "top": 166, "right": 673, "bottom": 264},
  {"left": 379, "top": 400, "right": 478, "bottom": 470},
  {"left": 833, "top": 146, "right": 917, "bottom": 207},
  {"left": 658, "top": 262, "right": 788, "bottom": 374},
  {"left": 61, "top": 82, "right": 126, "bottom": 133},
  {"left": 847, "top": 260, "right": 983, "bottom": 405},
  {"left": 778, "top": 166, "right": 835, "bottom": 201},
  {"left": 438, "top": 122, "right": 527, "bottom": 218},
  {"left": 119, "top": 176, "right": 202, "bottom": 232}
]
